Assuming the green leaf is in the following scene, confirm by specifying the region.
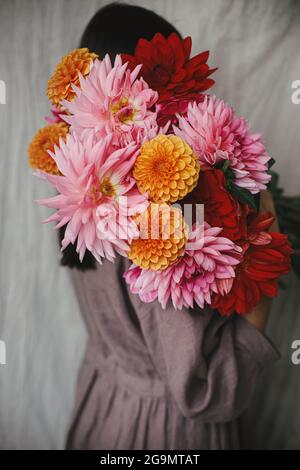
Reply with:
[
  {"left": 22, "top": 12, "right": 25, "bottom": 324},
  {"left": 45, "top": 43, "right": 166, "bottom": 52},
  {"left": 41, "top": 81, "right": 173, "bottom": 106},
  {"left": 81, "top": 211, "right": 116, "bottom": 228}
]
[
  {"left": 267, "top": 170, "right": 284, "bottom": 197},
  {"left": 218, "top": 160, "right": 235, "bottom": 191},
  {"left": 278, "top": 279, "right": 287, "bottom": 290},
  {"left": 221, "top": 159, "right": 230, "bottom": 173},
  {"left": 230, "top": 184, "right": 257, "bottom": 209},
  {"left": 268, "top": 157, "right": 276, "bottom": 169},
  {"left": 217, "top": 159, "right": 256, "bottom": 208}
]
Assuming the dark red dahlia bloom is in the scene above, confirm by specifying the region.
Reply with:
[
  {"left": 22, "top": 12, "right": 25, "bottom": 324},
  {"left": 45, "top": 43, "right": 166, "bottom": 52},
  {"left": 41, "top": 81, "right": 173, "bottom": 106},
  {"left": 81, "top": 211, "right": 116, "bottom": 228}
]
[
  {"left": 156, "top": 94, "right": 204, "bottom": 127},
  {"left": 121, "top": 33, "right": 216, "bottom": 102},
  {"left": 180, "top": 169, "right": 249, "bottom": 241},
  {"left": 211, "top": 212, "right": 293, "bottom": 316}
]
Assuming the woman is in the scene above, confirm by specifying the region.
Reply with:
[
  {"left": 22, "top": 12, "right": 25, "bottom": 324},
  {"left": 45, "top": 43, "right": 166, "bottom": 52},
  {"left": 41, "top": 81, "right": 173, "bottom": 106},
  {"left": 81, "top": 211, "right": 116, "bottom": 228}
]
[{"left": 63, "top": 3, "right": 279, "bottom": 450}]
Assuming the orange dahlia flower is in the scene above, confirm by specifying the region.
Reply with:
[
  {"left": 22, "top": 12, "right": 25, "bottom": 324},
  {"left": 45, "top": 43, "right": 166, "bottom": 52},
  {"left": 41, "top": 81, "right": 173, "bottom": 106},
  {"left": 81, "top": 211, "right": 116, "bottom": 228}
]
[
  {"left": 128, "top": 203, "right": 187, "bottom": 271},
  {"left": 133, "top": 135, "right": 200, "bottom": 204},
  {"left": 47, "top": 48, "right": 98, "bottom": 106},
  {"left": 28, "top": 122, "right": 68, "bottom": 175}
]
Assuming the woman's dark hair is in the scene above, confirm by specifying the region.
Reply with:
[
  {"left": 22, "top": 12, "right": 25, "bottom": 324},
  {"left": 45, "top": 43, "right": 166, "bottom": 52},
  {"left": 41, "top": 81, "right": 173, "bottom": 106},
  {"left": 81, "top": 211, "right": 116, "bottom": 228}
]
[
  {"left": 80, "top": 2, "right": 181, "bottom": 60},
  {"left": 59, "top": 2, "right": 182, "bottom": 270}
]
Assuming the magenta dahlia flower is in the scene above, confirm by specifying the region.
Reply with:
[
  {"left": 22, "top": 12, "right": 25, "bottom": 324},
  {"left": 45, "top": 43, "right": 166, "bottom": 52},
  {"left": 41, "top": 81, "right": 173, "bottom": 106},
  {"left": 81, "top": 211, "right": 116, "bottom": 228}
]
[
  {"left": 124, "top": 223, "right": 242, "bottom": 310},
  {"left": 174, "top": 96, "right": 271, "bottom": 193},
  {"left": 36, "top": 132, "right": 148, "bottom": 263},
  {"left": 61, "top": 54, "right": 159, "bottom": 147},
  {"left": 44, "top": 105, "right": 63, "bottom": 124}
]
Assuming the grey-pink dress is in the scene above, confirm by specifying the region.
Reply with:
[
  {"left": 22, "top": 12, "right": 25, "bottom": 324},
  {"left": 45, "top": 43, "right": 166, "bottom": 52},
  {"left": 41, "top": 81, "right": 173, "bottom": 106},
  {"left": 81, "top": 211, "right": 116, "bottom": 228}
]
[{"left": 65, "top": 255, "right": 279, "bottom": 450}]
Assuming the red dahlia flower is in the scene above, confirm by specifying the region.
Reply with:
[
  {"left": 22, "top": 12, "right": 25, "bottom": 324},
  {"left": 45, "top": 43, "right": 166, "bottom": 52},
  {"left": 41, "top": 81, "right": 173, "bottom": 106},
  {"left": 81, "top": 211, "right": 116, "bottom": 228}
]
[
  {"left": 180, "top": 169, "right": 249, "bottom": 241},
  {"left": 121, "top": 33, "right": 216, "bottom": 102},
  {"left": 211, "top": 212, "right": 293, "bottom": 316},
  {"left": 156, "top": 94, "right": 204, "bottom": 127}
]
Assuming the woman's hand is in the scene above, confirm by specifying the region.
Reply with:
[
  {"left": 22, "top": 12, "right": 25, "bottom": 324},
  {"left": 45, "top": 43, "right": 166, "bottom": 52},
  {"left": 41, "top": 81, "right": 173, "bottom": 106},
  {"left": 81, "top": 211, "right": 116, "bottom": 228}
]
[{"left": 244, "top": 190, "right": 279, "bottom": 333}]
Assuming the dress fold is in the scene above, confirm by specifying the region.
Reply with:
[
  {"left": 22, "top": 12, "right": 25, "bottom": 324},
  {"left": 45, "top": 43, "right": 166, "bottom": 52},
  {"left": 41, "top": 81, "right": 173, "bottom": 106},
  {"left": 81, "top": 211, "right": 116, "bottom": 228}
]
[{"left": 66, "top": 256, "right": 278, "bottom": 450}]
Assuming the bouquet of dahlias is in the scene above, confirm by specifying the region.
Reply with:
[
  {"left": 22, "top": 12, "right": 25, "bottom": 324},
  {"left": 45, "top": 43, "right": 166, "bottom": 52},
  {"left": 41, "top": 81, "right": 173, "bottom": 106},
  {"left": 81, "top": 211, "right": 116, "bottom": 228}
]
[{"left": 28, "top": 33, "right": 293, "bottom": 316}]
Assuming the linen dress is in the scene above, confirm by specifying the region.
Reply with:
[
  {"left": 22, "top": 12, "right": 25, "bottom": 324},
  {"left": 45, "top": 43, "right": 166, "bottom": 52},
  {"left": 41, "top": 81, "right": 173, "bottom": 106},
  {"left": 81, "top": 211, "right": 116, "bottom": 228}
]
[{"left": 65, "top": 255, "right": 279, "bottom": 450}]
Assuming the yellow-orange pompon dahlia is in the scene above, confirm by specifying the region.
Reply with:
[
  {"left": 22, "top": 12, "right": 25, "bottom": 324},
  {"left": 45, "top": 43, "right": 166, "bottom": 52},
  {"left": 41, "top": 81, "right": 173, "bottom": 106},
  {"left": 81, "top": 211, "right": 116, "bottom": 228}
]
[
  {"left": 133, "top": 134, "right": 200, "bottom": 204},
  {"left": 128, "top": 203, "right": 187, "bottom": 271},
  {"left": 28, "top": 122, "right": 68, "bottom": 175},
  {"left": 47, "top": 48, "right": 98, "bottom": 106}
]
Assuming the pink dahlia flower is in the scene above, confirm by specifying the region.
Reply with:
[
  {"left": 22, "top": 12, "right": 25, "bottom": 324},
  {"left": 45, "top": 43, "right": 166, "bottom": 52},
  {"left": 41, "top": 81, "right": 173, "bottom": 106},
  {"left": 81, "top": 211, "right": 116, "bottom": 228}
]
[
  {"left": 61, "top": 54, "right": 159, "bottom": 147},
  {"left": 124, "top": 223, "right": 242, "bottom": 310},
  {"left": 115, "top": 119, "right": 170, "bottom": 148},
  {"left": 174, "top": 96, "right": 271, "bottom": 193},
  {"left": 36, "top": 132, "right": 147, "bottom": 263}
]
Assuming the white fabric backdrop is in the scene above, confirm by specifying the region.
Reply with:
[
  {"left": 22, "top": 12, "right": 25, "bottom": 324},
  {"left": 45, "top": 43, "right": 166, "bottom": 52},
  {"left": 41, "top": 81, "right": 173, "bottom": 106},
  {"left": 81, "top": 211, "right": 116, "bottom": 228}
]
[{"left": 0, "top": 0, "right": 300, "bottom": 449}]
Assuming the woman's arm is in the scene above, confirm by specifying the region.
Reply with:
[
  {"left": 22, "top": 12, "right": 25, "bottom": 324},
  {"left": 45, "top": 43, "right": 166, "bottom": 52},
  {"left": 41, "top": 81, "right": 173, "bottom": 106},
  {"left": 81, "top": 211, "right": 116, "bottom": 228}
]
[
  {"left": 131, "top": 299, "right": 279, "bottom": 421},
  {"left": 244, "top": 190, "right": 279, "bottom": 333}
]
